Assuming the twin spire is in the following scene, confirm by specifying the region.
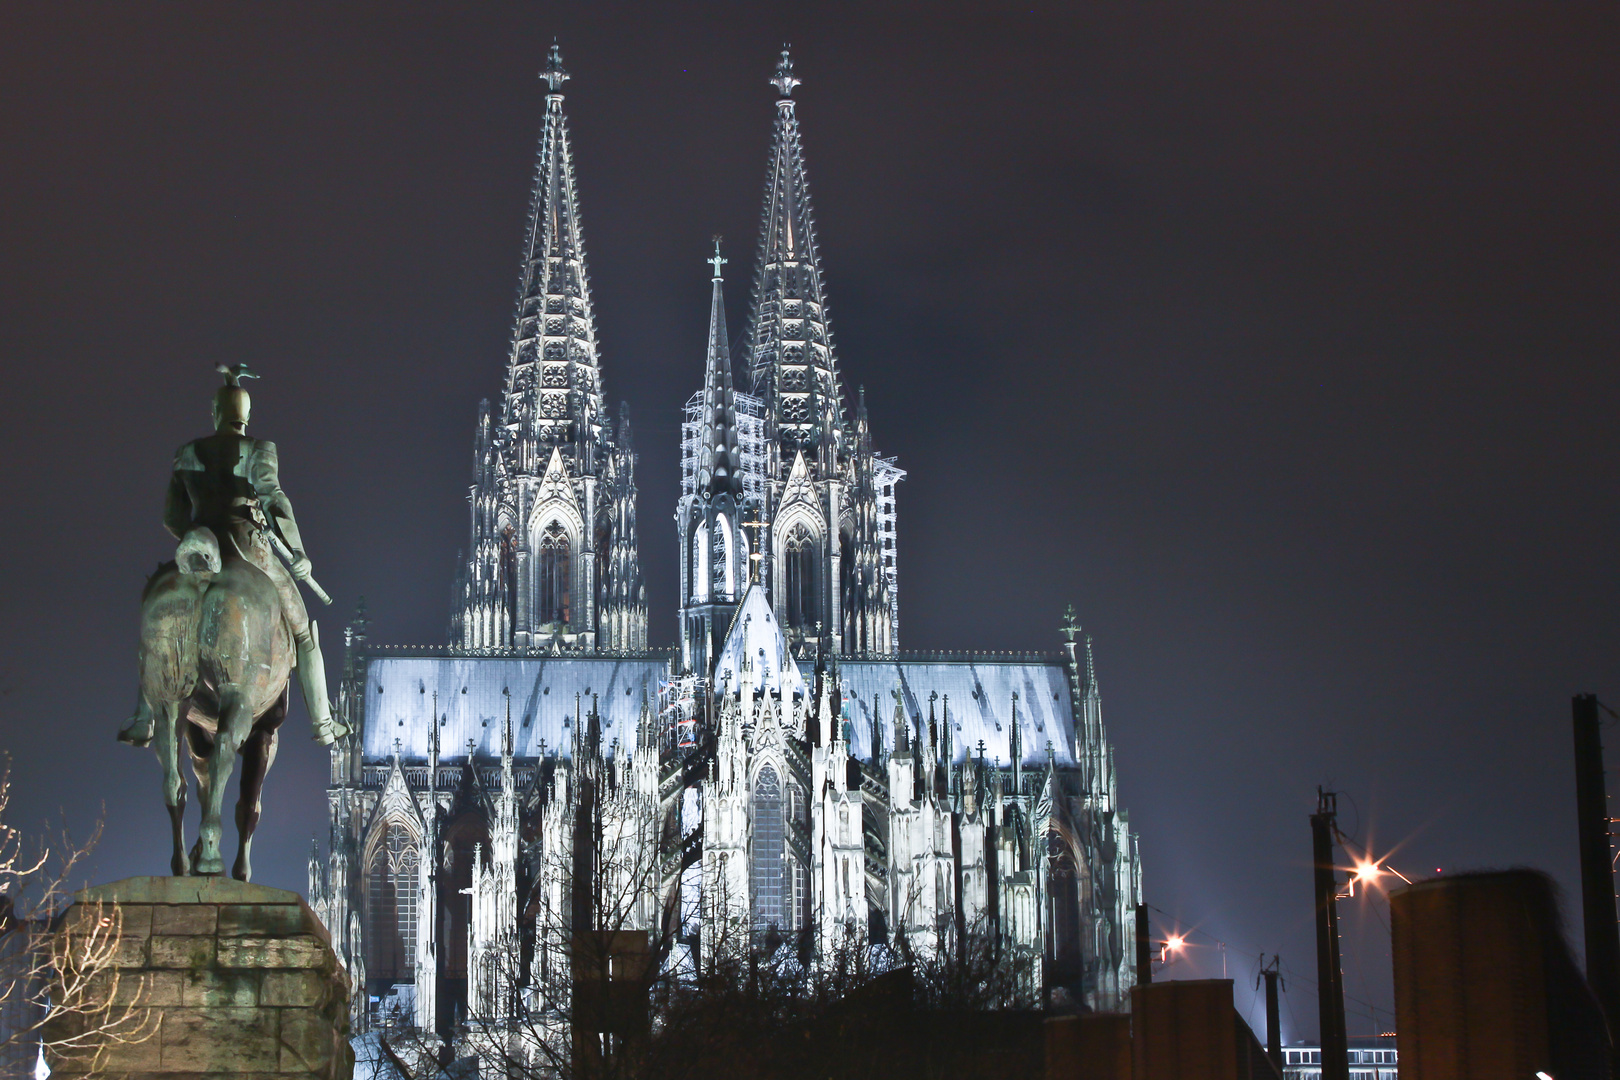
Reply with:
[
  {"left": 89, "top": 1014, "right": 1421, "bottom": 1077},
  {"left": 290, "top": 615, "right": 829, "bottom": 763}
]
[
  {"left": 506, "top": 41, "right": 846, "bottom": 473},
  {"left": 500, "top": 41, "right": 604, "bottom": 462},
  {"left": 744, "top": 46, "right": 847, "bottom": 456}
]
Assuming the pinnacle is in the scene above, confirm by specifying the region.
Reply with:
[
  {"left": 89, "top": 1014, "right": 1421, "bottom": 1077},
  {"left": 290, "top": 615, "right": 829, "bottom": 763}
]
[
  {"left": 541, "top": 40, "right": 570, "bottom": 94},
  {"left": 771, "top": 46, "right": 800, "bottom": 98}
]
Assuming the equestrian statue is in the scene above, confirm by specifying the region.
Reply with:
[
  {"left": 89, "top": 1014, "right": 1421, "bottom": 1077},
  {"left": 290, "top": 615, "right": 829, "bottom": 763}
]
[{"left": 120, "top": 365, "right": 348, "bottom": 880}]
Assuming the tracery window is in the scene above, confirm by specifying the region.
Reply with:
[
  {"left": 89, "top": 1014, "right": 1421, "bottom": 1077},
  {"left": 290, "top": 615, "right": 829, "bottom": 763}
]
[
  {"left": 538, "top": 523, "right": 571, "bottom": 625},
  {"left": 752, "top": 766, "right": 784, "bottom": 931},
  {"left": 784, "top": 525, "right": 816, "bottom": 634},
  {"left": 366, "top": 823, "right": 418, "bottom": 983}
]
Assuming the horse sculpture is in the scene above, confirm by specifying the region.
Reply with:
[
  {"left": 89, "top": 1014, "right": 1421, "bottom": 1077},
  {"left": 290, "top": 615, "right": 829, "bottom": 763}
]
[
  {"left": 124, "top": 364, "right": 340, "bottom": 881},
  {"left": 133, "top": 528, "right": 294, "bottom": 880}
]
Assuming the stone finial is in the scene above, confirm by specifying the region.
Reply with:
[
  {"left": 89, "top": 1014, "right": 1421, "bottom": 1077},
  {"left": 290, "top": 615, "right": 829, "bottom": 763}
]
[
  {"left": 771, "top": 46, "right": 801, "bottom": 97},
  {"left": 541, "top": 40, "right": 570, "bottom": 93}
]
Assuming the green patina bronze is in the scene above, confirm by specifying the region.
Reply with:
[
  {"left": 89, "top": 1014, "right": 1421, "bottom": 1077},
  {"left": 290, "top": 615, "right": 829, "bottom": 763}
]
[{"left": 120, "top": 366, "right": 347, "bottom": 880}]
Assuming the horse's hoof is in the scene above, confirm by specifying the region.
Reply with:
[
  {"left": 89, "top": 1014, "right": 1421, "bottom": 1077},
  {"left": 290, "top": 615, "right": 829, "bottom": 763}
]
[
  {"left": 171, "top": 856, "right": 190, "bottom": 876},
  {"left": 232, "top": 854, "right": 252, "bottom": 883},
  {"left": 192, "top": 859, "right": 224, "bottom": 877}
]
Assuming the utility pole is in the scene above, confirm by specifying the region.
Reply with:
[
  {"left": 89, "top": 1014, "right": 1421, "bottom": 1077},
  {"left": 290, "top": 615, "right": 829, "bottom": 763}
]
[
  {"left": 1135, "top": 903, "right": 1152, "bottom": 986},
  {"left": 1573, "top": 693, "right": 1620, "bottom": 1065},
  {"left": 1311, "top": 789, "right": 1349, "bottom": 1080},
  {"left": 1258, "top": 955, "right": 1283, "bottom": 1073}
]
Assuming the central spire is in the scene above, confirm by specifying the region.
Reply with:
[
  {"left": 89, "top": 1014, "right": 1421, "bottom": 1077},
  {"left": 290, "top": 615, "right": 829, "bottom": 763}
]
[
  {"left": 700, "top": 239, "right": 742, "bottom": 499},
  {"left": 743, "top": 47, "right": 846, "bottom": 463}
]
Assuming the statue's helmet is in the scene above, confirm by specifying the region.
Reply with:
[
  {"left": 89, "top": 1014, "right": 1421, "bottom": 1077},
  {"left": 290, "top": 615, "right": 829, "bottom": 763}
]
[{"left": 213, "top": 363, "right": 257, "bottom": 432}]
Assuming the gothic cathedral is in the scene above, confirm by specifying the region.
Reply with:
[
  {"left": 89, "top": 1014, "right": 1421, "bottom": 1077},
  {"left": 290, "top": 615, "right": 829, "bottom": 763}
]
[{"left": 310, "top": 46, "right": 1142, "bottom": 1038}]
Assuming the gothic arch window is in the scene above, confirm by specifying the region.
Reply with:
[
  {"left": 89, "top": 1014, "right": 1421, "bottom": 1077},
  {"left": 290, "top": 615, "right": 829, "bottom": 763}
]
[
  {"left": 692, "top": 520, "right": 710, "bottom": 602},
  {"left": 538, "top": 522, "right": 571, "bottom": 625},
  {"left": 714, "top": 512, "right": 735, "bottom": 599},
  {"left": 783, "top": 525, "right": 816, "bottom": 634},
  {"left": 500, "top": 525, "right": 519, "bottom": 641},
  {"left": 366, "top": 822, "right": 418, "bottom": 984},
  {"left": 839, "top": 531, "right": 856, "bottom": 646},
  {"left": 752, "top": 766, "right": 784, "bottom": 932},
  {"left": 595, "top": 515, "right": 612, "bottom": 622}
]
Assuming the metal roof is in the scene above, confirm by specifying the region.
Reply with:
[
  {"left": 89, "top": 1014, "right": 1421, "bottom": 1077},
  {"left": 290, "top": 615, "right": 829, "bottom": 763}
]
[
  {"left": 357, "top": 652, "right": 1076, "bottom": 770},
  {"left": 360, "top": 655, "right": 671, "bottom": 763},
  {"left": 833, "top": 659, "right": 1076, "bottom": 768}
]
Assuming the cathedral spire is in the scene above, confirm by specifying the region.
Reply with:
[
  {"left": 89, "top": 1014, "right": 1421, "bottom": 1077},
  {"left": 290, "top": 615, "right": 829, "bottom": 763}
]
[
  {"left": 500, "top": 40, "right": 605, "bottom": 467},
  {"left": 744, "top": 46, "right": 846, "bottom": 460},
  {"left": 699, "top": 239, "right": 743, "bottom": 499}
]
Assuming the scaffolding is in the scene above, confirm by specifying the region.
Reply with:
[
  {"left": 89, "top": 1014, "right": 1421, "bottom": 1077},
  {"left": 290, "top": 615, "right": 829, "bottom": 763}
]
[
  {"left": 679, "top": 390, "right": 769, "bottom": 508},
  {"left": 873, "top": 455, "right": 904, "bottom": 647}
]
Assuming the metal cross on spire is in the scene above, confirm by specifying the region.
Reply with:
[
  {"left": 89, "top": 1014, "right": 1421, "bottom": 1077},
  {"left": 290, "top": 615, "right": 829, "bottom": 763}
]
[
  {"left": 708, "top": 236, "right": 727, "bottom": 280},
  {"left": 541, "top": 40, "right": 570, "bottom": 93},
  {"left": 771, "top": 46, "right": 800, "bottom": 97}
]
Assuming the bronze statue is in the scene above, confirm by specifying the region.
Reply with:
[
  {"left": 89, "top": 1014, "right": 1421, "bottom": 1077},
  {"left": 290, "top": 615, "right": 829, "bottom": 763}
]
[{"left": 120, "top": 365, "right": 347, "bottom": 880}]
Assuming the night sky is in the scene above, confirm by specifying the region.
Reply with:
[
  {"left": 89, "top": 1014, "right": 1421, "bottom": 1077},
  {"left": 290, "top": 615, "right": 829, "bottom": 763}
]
[{"left": 3, "top": 2, "right": 1617, "bottom": 1043}]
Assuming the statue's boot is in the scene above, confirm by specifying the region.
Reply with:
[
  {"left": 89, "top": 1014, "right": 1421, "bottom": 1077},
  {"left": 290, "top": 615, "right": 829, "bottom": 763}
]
[
  {"left": 296, "top": 621, "right": 349, "bottom": 745},
  {"left": 119, "top": 694, "right": 155, "bottom": 747}
]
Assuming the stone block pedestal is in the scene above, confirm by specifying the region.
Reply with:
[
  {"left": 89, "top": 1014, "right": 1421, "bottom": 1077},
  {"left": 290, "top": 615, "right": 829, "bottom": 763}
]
[{"left": 45, "top": 876, "right": 353, "bottom": 1079}]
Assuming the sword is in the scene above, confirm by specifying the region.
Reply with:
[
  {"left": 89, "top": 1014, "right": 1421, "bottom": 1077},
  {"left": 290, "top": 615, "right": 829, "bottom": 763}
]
[{"left": 255, "top": 518, "right": 333, "bottom": 606}]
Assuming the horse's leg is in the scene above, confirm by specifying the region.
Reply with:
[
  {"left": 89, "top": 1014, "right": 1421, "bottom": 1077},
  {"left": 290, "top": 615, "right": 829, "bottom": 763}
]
[
  {"left": 195, "top": 692, "right": 250, "bottom": 877},
  {"left": 185, "top": 715, "right": 213, "bottom": 872},
  {"left": 152, "top": 698, "right": 189, "bottom": 876},
  {"left": 233, "top": 693, "right": 286, "bottom": 882}
]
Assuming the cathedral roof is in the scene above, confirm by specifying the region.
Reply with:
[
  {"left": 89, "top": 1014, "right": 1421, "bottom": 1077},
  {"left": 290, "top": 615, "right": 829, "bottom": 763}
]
[
  {"left": 712, "top": 583, "right": 805, "bottom": 701},
  {"left": 835, "top": 658, "right": 1079, "bottom": 768},
  {"left": 359, "top": 653, "right": 668, "bottom": 763}
]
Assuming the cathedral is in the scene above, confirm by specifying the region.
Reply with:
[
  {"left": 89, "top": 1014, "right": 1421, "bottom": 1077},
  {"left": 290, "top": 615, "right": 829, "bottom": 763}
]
[{"left": 309, "top": 45, "right": 1142, "bottom": 1041}]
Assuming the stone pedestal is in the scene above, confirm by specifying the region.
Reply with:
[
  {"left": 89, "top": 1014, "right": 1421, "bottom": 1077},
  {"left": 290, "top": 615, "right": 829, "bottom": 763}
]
[{"left": 44, "top": 876, "right": 353, "bottom": 1080}]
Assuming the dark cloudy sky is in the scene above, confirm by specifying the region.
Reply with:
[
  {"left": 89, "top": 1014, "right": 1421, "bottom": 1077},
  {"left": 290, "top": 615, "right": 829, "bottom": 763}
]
[{"left": 3, "top": 2, "right": 1617, "bottom": 1042}]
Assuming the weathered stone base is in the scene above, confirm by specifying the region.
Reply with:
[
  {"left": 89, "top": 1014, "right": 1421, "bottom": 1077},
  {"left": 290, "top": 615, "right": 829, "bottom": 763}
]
[{"left": 45, "top": 876, "right": 353, "bottom": 1080}]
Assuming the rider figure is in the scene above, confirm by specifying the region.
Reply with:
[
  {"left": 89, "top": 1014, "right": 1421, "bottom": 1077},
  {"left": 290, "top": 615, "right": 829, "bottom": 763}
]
[{"left": 121, "top": 365, "right": 345, "bottom": 746}]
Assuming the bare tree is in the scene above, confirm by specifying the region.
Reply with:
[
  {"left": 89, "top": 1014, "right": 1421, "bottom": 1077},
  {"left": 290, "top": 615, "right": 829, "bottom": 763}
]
[{"left": 0, "top": 765, "right": 157, "bottom": 1077}]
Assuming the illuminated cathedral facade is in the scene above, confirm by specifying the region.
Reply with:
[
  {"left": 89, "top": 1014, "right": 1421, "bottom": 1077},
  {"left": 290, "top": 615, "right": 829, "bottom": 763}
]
[{"left": 309, "top": 46, "right": 1142, "bottom": 1039}]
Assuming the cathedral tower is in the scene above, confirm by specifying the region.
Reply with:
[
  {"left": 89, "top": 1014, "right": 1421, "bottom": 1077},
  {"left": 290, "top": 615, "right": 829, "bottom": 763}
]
[
  {"left": 677, "top": 243, "right": 755, "bottom": 674},
  {"left": 681, "top": 49, "right": 902, "bottom": 668},
  {"left": 453, "top": 45, "right": 646, "bottom": 653}
]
